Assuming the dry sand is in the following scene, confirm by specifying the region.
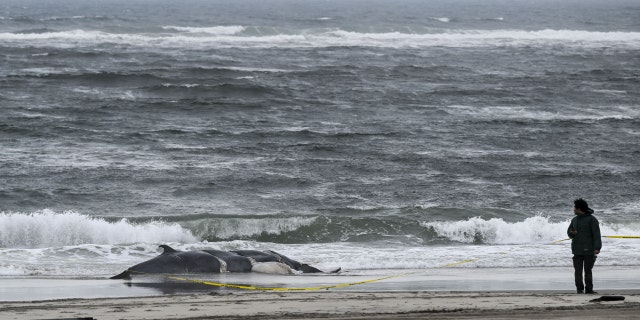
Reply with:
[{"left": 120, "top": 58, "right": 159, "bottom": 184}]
[{"left": 1, "top": 290, "right": 639, "bottom": 320}]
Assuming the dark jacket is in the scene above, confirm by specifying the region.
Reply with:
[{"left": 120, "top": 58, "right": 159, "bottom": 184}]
[{"left": 567, "top": 209, "right": 602, "bottom": 255}]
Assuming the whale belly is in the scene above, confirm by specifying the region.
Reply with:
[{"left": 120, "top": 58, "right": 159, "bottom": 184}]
[{"left": 251, "top": 261, "right": 295, "bottom": 275}]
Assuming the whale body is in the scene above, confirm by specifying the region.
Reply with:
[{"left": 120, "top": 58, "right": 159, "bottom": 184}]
[{"left": 110, "top": 245, "right": 336, "bottom": 279}]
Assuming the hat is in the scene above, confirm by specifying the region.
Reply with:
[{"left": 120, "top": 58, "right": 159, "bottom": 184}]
[{"left": 574, "top": 198, "right": 590, "bottom": 211}]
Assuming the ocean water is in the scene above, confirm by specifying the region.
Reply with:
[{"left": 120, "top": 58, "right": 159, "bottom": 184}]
[{"left": 1, "top": 0, "right": 639, "bottom": 278}]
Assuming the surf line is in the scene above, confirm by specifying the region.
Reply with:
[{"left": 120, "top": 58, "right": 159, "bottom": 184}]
[{"left": 132, "top": 258, "right": 479, "bottom": 292}]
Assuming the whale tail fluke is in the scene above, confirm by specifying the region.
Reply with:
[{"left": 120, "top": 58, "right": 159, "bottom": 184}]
[
  {"left": 328, "top": 267, "right": 341, "bottom": 273},
  {"left": 299, "top": 263, "right": 323, "bottom": 273},
  {"left": 299, "top": 264, "right": 341, "bottom": 274}
]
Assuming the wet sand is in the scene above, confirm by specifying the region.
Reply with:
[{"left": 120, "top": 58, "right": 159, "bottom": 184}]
[{"left": 1, "top": 267, "right": 639, "bottom": 319}]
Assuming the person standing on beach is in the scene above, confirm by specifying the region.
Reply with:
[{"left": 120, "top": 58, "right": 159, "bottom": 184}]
[{"left": 567, "top": 198, "right": 602, "bottom": 294}]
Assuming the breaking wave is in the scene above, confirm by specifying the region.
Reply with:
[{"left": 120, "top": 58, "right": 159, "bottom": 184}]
[
  {"left": 2, "top": 28, "right": 639, "bottom": 49},
  {"left": 2, "top": 212, "right": 640, "bottom": 276},
  {"left": 2, "top": 210, "right": 639, "bottom": 249},
  {"left": 0, "top": 210, "right": 197, "bottom": 248}
]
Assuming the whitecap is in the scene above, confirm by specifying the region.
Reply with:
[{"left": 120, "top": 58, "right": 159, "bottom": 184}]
[{"left": 162, "top": 25, "right": 245, "bottom": 35}]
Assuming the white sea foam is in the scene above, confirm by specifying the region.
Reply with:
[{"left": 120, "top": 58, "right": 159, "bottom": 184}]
[
  {"left": 446, "top": 105, "right": 640, "bottom": 121},
  {"left": 18, "top": 67, "right": 78, "bottom": 75},
  {"left": 225, "top": 66, "right": 292, "bottom": 73},
  {"left": 162, "top": 25, "right": 245, "bottom": 35},
  {"left": 479, "top": 17, "right": 505, "bottom": 21},
  {"left": 0, "top": 265, "right": 25, "bottom": 276},
  {"left": 431, "top": 17, "right": 451, "bottom": 23},
  {"left": 1, "top": 28, "right": 639, "bottom": 49}
]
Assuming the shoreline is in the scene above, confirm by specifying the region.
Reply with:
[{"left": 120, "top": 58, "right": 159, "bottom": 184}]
[
  {"left": 3, "top": 266, "right": 640, "bottom": 302},
  {"left": 2, "top": 267, "right": 640, "bottom": 319},
  {"left": 2, "top": 290, "right": 639, "bottom": 320}
]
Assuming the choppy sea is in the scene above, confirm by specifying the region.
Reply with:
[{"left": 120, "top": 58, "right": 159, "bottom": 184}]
[{"left": 1, "top": 0, "right": 639, "bottom": 278}]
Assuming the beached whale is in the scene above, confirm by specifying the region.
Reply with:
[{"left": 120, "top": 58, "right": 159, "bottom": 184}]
[{"left": 110, "top": 245, "right": 339, "bottom": 279}]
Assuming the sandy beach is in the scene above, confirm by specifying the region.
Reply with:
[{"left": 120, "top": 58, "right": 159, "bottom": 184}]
[
  {"left": 2, "top": 267, "right": 640, "bottom": 319},
  {"left": 1, "top": 290, "right": 639, "bottom": 320}
]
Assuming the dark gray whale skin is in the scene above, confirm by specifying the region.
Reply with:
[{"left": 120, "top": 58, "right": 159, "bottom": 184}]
[
  {"left": 110, "top": 245, "right": 222, "bottom": 279},
  {"left": 201, "top": 249, "right": 253, "bottom": 272},
  {"left": 110, "top": 245, "right": 331, "bottom": 279}
]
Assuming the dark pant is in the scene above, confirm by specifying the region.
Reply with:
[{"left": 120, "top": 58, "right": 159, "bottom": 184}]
[{"left": 573, "top": 255, "right": 596, "bottom": 292}]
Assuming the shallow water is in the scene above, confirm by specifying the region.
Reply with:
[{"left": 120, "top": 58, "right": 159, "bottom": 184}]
[{"left": 2, "top": 266, "right": 639, "bottom": 301}]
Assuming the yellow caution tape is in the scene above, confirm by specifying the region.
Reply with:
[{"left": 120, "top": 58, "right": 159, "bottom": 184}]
[
  {"left": 166, "top": 273, "right": 410, "bottom": 291},
  {"left": 130, "top": 258, "right": 479, "bottom": 291},
  {"left": 551, "top": 235, "right": 640, "bottom": 244},
  {"left": 437, "top": 258, "right": 478, "bottom": 268},
  {"left": 604, "top": 235, "right": 640, "bottom": 239}
]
